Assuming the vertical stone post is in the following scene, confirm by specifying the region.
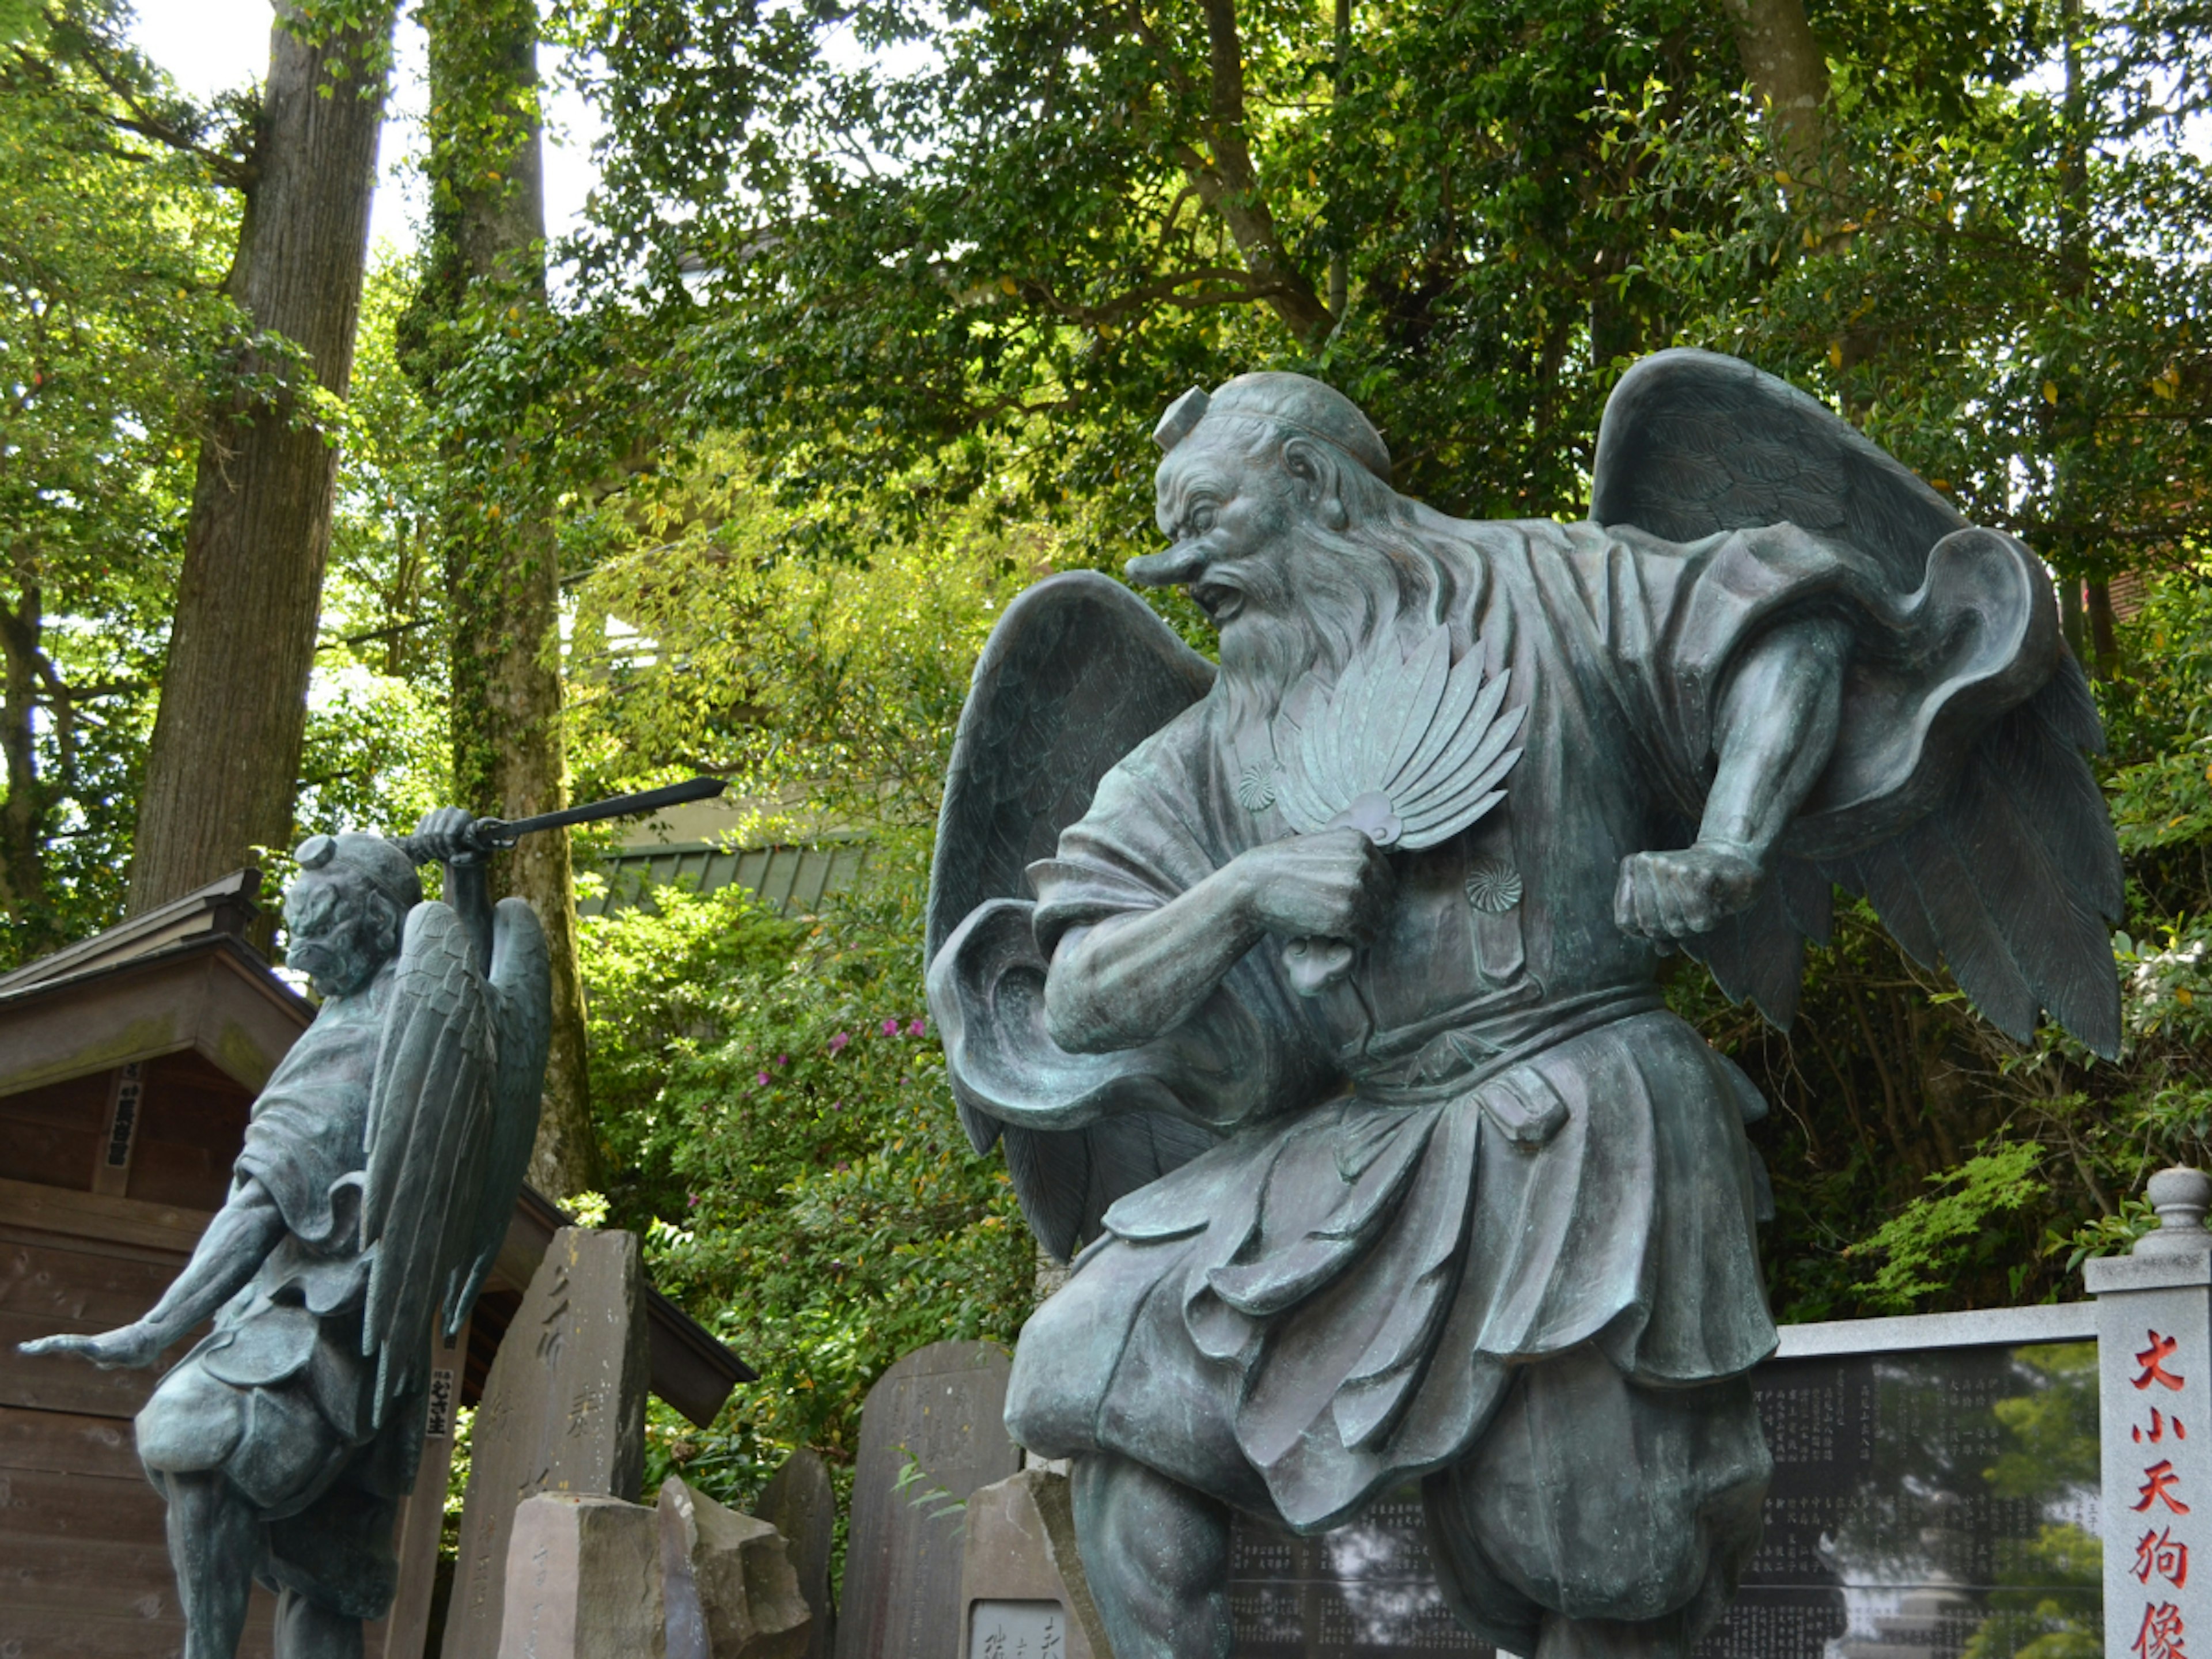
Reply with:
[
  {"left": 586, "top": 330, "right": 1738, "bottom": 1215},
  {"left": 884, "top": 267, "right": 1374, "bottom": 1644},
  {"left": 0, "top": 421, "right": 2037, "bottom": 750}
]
[
  {"left": 2088, "top": 1168, "right": 2212, "bottom": 1659},
  {"left": 445, "top": 1228, "right": 651, "bottom": 1659}
]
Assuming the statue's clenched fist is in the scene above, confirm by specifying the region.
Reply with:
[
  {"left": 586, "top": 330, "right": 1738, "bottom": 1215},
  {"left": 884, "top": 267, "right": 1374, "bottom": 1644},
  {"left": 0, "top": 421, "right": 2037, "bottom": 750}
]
[
  {"left": 410, "top": 806, "right": 486, "bottom": 866},
  {"left": 1229, "top": 828, "right": 1396, "bottom": 944},
  {"left": 1615, "top": 842, "right": 1764, "bottom": 941}
]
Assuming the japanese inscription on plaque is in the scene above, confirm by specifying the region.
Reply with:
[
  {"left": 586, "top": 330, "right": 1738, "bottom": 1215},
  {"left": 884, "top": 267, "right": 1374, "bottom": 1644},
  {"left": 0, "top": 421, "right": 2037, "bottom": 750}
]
[
  {"left": 2115, "top": 1327, "right": 2200, "bottom": 1659},
  {"left": 2090, "top": 1177, "right": 2212, "bottom": 1659}
]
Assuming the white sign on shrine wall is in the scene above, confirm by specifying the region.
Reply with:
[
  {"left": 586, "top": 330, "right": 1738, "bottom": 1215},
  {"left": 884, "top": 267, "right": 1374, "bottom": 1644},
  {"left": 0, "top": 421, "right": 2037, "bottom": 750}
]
[{"left": 2091, "top": 1170, "right": 2212, "bottom": 1659}]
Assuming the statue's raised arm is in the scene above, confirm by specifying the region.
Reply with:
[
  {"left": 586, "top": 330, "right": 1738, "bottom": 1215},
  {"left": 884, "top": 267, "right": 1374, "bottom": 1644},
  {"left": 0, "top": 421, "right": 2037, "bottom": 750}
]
[
  {"left": 1589, "top": 348, "right": 2121, "bottom": 1051},
  {"left": 928, "top": 358, "right": 2122, "bottom": 1659}
]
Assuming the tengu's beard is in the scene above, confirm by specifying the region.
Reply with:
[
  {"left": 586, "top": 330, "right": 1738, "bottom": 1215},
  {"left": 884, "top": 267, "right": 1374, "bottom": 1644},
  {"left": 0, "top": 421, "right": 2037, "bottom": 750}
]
[{"left": 1211, "top": 510, "right": 1461, "bottom": 734}]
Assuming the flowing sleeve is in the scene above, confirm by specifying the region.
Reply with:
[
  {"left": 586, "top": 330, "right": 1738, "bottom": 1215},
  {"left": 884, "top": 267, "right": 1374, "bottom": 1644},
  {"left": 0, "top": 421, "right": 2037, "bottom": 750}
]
[
  {"left": 234, "top": 1016, "right": 380, "bottom": 1252},
  {"left": 1552, "top": 518, "right": 2108, "bottom": 1039},
  {"left": 930, "top": 714, "right": 1339, "bottom": 1138},
  {"left": 1567, "top": 520, "right": 2061, "bottom": 859}
]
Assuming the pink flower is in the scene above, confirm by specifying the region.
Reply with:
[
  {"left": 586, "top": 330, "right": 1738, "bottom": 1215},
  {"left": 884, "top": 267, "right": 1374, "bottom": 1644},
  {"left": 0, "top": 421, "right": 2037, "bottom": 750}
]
[
  {"left": 907, "top": 1017, "right": 927, "bottom": 1037},
  {"left": 881, "top": 1017, "right": 900, "bottom": 1037},
  {"left": 756, "top": 1071, "right": 771, "bottom": 1086},
  {"left": 828, "top": 1031, "right": 851, "bottom": 1055},
  {"left": 777, "top": 1054, "right": 789, "bottom": 1066},
  {"left": 687, "top": 1192, "right": 700, "bottom": 1209}
]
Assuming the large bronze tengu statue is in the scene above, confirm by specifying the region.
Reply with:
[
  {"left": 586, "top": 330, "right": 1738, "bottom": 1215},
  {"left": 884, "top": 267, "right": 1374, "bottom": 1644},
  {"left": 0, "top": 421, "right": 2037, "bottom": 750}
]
[{"left": 924, "top": 351, "right": 2122, "bottom": 1658}]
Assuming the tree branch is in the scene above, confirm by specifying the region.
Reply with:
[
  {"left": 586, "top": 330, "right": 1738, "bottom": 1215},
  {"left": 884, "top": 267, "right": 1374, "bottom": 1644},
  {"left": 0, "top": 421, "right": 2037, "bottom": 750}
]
[
  {"left": 1021, "top": 264, "right": 1296, "bottom": 327},
  {"left": 20, "top": 20, "right": 256, "bottom": 191},
  {"left": 1130, "top": 0, "right": 1334, "bottom": 342}
]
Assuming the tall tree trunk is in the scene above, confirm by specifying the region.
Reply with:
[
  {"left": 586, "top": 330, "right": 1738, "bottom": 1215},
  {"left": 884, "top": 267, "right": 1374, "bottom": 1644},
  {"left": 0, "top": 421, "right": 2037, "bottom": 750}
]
[
  {"left": 419, "top": 0, "right": 599, "bottom": 1197},
  {"left": 128, "top": 2, "right": 395, "bottom": 915},
  {"left": 2086, "top": 578, "right": 2120, "bottom": 679},
  {"left": 1715, "top": 0, "right": 1834, "bottom": 184},
  {"left": 0, "top": 574, "right": 53, "bottom": 948}
]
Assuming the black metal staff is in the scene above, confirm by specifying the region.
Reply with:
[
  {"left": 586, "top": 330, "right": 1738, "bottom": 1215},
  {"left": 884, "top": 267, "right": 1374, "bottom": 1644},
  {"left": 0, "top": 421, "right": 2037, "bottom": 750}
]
[{"left": 391, "top": 776, "right": 729, "bottom": 866}]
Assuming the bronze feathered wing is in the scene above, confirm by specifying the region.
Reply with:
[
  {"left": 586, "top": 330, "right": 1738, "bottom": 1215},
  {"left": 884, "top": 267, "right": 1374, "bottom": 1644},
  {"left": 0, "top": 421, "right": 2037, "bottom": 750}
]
[
  {"left": 359, "top": 898, "right": 548, "bottom": 1424},
  {"left": 1591, "top": 349, "right": 2123, "bottom": 1056},
  {"left": 927, "top": 570, "right": 1222, "bottom": 1261}
]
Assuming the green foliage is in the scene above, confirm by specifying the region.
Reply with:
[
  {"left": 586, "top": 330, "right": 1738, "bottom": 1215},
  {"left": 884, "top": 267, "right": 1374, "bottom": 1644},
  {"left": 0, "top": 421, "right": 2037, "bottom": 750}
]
[
  {"left": 441, "top": 1404, "right": 474, "bottom": 1561},
  {"left": 1846, "top": 1143, "right": 2050, "bottom": 1313},
  {"left": 296, "top": 249, "right": 454, "bottom": 846},
  {"left": 552, "top": 0, "right": 1775, "bottom": 524},
  {"left": 2105, "top": 574, "right": 2212, "bottom": 875},
  {"left": 1630, "top": 1, "right": 2212, "bottom": 593},
  {"left": 567, "top": 438, "right": 1089, "bottom": 825},
  {"left": 560, "top": 452, "right": 1054, "bottom": 1532},
  {"left": 0, "top": 7, "right": 243, "bottom": 958},
  {"left": 582, "top": 854, "right": 1035, "bottom": 1524},
  {"left": 323, "top": 251, "right": 449, "bottom": 688}
]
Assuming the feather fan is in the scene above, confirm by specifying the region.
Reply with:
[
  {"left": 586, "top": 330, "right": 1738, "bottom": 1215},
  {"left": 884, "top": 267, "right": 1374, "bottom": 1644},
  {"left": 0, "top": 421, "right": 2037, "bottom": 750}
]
[{"left": 1272, "top": 623, "right": 1525, "bottom": 850}]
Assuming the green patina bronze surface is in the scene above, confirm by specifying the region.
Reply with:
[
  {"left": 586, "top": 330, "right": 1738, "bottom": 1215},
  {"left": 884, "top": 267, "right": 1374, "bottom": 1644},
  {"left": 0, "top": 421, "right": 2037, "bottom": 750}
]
[{"left": 925, "top": 351, "right": 2124, "bottom": 1659}]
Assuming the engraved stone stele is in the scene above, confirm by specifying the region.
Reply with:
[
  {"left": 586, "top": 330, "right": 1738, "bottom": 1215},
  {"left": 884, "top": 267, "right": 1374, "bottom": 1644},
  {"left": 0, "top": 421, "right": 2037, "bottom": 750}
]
[
  {"left": 959, "top": 1468, "right": 1110, "bottom": 1659},
  {"left": 2088, "top": 1166, "right": 2212, "bottom": 1659},
  {"left": 497, "top": 1493, "right": 664, "bottom": 1659},
  {"left": 1207, "top": 1331, "right": 2102, "bottom": 1658},
  {"left": 659, "top": 1475, "right": 812, "bottom": 1659},
  {"left": 836, "top": 1340, "right": 1023, "bottom": 1659},
  {"left": 754, "top": 1448, "right": 839, "bottom": 1659},
  {"left": 445, "top": 1226, "right": 652, "bottom": 1659}
]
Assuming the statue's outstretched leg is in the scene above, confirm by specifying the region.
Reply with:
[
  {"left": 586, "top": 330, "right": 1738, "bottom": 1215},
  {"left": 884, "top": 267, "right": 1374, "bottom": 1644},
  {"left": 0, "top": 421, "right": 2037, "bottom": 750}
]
[
  {"left": 1070, "top": 1452, "right": 1233, "bottom": 1659},
  {"left": 159, "top": 1471, "right": 261, "bottom": 1659},
  {"left": 273, "top": 1586, "right": 363, "bottom": 1659}
]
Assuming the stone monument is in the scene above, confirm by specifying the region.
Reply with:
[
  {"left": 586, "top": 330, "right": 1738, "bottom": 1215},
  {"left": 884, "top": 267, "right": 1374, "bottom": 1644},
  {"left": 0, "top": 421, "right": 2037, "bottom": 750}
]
[
  {"left": 925, "top": 352, "right": 2126, "bottom": 1657},
  {"left": 960, "top": 1467, "right": 1113, "bottom": 1659},
  {"left": 755, "top": 1449, "right": 839, "bottom": 1659},
  {"left": 494, "top": 1479, "right": 812, "bottom": 1659},
  {"left": 16, "top": 809, "right": 551, "bottom": 1659},
  {"left": 837, "top": 1340, "right": 1024, "bottom": 1659},
  {"left": 444, "top": 1226, "right": 652, "bottom": 1658}
]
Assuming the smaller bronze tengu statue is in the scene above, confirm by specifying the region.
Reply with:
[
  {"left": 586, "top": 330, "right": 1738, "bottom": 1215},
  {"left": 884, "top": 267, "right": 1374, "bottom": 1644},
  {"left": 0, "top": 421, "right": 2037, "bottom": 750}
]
[{"left": 23, "top": 810, "right": 546, "bottom": 1659}]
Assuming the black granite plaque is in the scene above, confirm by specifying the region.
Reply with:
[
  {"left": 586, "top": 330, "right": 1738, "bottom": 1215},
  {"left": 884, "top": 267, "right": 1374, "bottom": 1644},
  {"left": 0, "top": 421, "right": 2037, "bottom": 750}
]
[
  {"left": 1224, "top": 1339, "right": 2101, "bottom": 1658},
  {"left": 1230, "top": 1486, "right": 1482, "bottom": 1657}
]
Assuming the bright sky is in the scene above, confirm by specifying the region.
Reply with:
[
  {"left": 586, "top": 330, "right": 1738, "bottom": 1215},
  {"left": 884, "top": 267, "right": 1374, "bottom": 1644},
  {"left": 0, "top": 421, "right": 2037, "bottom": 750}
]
[{"left": 129, "top": 0, "right": 603, "bottom": 258}]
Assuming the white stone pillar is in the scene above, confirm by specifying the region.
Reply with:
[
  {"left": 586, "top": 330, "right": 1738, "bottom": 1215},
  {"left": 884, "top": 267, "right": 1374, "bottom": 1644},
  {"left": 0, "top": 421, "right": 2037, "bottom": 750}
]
[{"left": 2089, "top": 1168, "right": 2212, "bottom": 1659}]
